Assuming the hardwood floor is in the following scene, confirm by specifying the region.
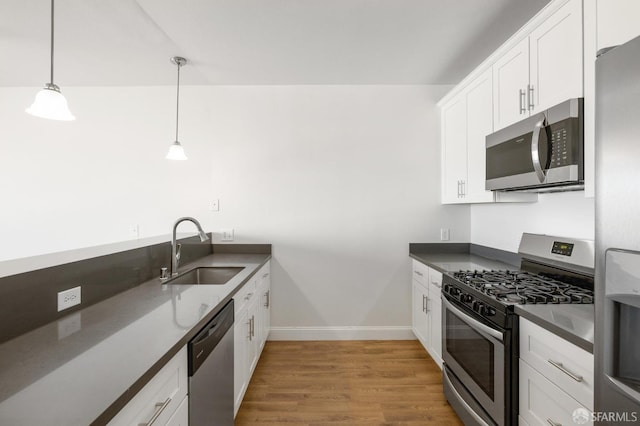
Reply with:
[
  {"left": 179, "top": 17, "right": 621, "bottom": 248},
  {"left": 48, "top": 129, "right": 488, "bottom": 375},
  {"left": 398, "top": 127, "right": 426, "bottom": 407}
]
[{"left": 235, "top": 340, "right": 463, "bottom": 425}]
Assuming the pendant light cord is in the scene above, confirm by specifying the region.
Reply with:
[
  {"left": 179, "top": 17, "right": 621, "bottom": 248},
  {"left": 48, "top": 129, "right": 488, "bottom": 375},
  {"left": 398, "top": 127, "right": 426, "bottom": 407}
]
[
  {"left": 175, "top": 61, "right": 181, "bottom": 142},
  {"left": 50, "top": 0, "right": 55, "bottom": 85}
]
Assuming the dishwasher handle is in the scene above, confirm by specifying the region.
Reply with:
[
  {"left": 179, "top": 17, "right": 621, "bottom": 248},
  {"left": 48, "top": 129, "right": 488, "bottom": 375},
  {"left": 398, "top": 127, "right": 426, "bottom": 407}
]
[{"left": 189, "top": 299, "right": 234, "bottom": 376}]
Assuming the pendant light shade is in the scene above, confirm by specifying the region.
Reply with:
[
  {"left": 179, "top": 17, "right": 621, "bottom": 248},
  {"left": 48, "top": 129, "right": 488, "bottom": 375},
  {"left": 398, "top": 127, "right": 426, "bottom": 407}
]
[
  {"left": 26, "top": 0, "right": 75, "bottom": 121},
  {"left": 166, "top": 141, "right": 188, "bottom": 161},
  {"left": 166, "top": 56, "right": 188, "bottom": 161}
]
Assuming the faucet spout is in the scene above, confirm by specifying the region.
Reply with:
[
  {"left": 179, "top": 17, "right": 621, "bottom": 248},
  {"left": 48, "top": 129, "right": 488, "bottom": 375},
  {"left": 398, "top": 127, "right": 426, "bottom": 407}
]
[{"left": 171, "top": 217, "right": 209, "bottom": 276}]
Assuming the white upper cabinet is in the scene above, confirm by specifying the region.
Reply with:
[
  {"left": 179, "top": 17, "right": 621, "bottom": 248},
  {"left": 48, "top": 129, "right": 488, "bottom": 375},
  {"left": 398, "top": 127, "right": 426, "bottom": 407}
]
[
  {"left": 493, "top": 0, "right": 583, "bottom": 131},
  {"left": 529, "top": 0, "right": 583, "bottom": 114},
  {"left": 596, "top": 0, "right": 640, "bottom": 51},
  {"left": 441, "top": 69, "right": 494, "bottom": 204},
  {"left": 441, "top": 69, "right": 537, "bottom": 204},
  {"left": 441, "top": 93, "right": 468, "bottom": 204},
  {"left": 493, "top": 38, "right": 530, "bottom": 130},
  {"left": 465, "top": 70, "right": 496, "bottom": 202}
]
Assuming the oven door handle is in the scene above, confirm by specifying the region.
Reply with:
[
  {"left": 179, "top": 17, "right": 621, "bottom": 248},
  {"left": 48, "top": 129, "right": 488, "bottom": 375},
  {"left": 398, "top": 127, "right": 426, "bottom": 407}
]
[{"left": 442, "top": 296, "right": 505, "bottom": 342}]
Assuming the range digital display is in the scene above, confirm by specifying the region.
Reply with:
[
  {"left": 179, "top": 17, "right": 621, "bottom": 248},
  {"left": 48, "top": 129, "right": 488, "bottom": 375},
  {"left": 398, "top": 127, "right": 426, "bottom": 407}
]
[{"left": 552, "top": 241, "right": 574, "bottom": 256}]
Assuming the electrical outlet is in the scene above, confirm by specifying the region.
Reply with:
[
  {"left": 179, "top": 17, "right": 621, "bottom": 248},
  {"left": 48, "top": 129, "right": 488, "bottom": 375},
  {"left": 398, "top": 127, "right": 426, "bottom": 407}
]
[
  {"left": 57, "top": 286, "right": 81, "bottom": 312},
  {"left": 58, "top": 312, "right": 82, "bottom": 340},
  {"left": 440, "top": 228, "right": 450, "bottom": 241},
  {"left": 221, "top": 228, "right": 234, "bottom": 241},
  {"left": 210, "top": 199, "right": 220, "bottom": 212}
]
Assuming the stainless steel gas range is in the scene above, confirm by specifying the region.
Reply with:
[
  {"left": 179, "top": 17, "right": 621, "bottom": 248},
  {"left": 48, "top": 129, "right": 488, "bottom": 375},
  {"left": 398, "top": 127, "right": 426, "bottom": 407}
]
[{"left": 441, "top": 233, "right": 594, "bottom": 426}]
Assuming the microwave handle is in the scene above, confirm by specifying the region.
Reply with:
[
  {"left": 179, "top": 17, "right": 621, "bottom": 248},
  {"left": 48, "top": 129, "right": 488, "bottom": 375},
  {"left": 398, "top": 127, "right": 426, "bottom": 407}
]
[{"left": 531, "top": 117, "right": 547, "bottom": 183}]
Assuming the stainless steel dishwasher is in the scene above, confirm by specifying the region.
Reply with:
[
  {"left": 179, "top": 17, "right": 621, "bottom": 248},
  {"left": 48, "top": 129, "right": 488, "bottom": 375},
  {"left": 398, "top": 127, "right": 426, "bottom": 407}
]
[{"left": 189, "top": 299, "right": 234, "bottom": 426}]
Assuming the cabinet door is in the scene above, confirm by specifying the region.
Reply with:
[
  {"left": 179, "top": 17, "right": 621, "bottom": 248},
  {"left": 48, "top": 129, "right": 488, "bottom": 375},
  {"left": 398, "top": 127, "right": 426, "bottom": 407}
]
[
  {"left": 493, "top": 37, "right": 530, "bottom": 130},
  {"left": 247, "top": 293, "right": 260, "bottom": 375},
  {"left": 234, "top": 307, "right": 249, "bottom": 416},
  {"left": 464, "top": 68, "right": 495, "bottom": 203},
  {"left": 165, "top": 396, "right": 188, "bottom": 426},
  {"left": 441, "top": 94, "right": 468, "bottom": 204},
  {"left": 412, "top": 280, "right": 429, "bottom": 349},
  {"left": 530, "top": 0, "right": 583, "bottom": 113},
  {"left": 428, "top": 269, "right": 443, "bottom": 367},
  {"left": 519, "top": 360, "right": 593, "bottom": 426},
  {"left": 596, "top": 0, "right": 640, "bottom": 52},
  {"left": 260, "top": 268, "right": 271, "bottom": 350}
]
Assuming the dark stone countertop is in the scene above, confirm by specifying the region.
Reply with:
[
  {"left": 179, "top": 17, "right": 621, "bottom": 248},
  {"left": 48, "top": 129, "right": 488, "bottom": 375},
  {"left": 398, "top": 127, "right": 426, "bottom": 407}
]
[
  {"left": 0, "top": 252, "right": 270, "bottom": 425},
  {"left": 409, "top": 242, "right": 594, "bottom": 353},
  {"left": 515, "top": 304, "right": 594, "bottom": 353}
]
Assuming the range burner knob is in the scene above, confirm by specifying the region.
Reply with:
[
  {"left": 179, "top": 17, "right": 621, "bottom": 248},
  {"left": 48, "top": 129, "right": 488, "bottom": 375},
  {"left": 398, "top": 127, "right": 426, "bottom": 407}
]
[
  {"left": 459, "top": 293, "right": 472, "bottom": 303},
  {"left": 476, "top": 304, "right": 495, "bottom": 316},
  {"left": 472, "top": 300, "right": 482, "bottom": 312},
  {"left": 449, "top": 286, "right": 461, "bottom": 297}
]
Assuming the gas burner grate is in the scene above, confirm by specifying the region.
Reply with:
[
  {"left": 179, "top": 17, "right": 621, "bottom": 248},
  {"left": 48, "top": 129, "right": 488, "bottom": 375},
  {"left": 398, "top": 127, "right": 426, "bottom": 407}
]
[{"left": 452, "top": 269, "right": 594, "bottom": 305}]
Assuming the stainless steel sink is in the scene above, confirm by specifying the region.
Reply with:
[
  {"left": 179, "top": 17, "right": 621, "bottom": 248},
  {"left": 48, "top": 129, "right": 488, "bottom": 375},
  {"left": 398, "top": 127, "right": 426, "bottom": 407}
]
[{"left": 166, "top": 267, "right": 244, "bottom": 285}]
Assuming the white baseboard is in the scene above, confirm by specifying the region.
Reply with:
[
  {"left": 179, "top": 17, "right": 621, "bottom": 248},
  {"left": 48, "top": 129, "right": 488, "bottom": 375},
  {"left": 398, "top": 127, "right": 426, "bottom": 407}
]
[{"left": 267, "top": 326, "right": 415, "bottom": 341}]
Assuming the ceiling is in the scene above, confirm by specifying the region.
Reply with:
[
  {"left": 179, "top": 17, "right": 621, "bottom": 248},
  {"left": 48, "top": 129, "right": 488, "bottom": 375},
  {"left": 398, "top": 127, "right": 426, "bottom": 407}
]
[{"left": 0, "top": 0, "right": 550, "bottom": 87}]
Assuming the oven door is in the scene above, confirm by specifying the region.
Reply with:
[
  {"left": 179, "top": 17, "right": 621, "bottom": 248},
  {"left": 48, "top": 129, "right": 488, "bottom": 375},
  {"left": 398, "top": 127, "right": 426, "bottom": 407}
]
[{"left": 442, "top": 295, "right": 506, "bottom": 425}]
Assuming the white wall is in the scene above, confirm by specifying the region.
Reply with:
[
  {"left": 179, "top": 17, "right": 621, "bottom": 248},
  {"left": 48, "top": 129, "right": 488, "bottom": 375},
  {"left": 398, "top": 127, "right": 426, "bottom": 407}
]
[
  {"left": 1, "top": 84, "right": 468, "bottom": 338},
  {"left": 0, "top": 86, "right": 215, "bottom": 260},
  {"left": 470, "top": 191, "right": 595, "bottom": 253},
  {"left": 205, "top": 85, "right": 468, "bottom": 338}
]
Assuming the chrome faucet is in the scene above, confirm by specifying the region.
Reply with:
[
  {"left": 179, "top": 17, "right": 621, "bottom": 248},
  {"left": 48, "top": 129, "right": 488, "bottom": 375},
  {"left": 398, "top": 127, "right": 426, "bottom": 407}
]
[{"left": 171, "top": 217, "right": 209, "bottom": 276}]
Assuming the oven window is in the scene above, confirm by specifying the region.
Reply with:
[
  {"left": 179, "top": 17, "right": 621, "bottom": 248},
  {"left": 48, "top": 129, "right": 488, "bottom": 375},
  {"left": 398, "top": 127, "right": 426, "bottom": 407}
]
[{"left": 446, "top": 310, "right": 495, "bottom": 400}]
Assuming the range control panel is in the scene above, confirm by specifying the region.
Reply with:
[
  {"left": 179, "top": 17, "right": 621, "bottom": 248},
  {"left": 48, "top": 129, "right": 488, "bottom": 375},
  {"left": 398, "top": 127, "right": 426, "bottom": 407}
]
[{"left": 551, "top": 241, "right": 575, "bottom": 257}]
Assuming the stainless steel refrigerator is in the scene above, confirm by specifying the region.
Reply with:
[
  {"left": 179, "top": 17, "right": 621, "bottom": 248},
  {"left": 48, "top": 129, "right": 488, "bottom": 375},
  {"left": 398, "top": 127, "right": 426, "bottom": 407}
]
[{"left": 595, "top": 35, "right": 640, "bottom": 423}]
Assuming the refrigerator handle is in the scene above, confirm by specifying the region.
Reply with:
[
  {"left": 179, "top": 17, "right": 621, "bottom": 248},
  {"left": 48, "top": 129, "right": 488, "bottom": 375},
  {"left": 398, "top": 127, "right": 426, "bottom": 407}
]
[
  {"left": 605, "top": 374, "right": 640, "bottom": 404},
  {"left": 531, "top": 116, "right": 547, "bottom": 183}
]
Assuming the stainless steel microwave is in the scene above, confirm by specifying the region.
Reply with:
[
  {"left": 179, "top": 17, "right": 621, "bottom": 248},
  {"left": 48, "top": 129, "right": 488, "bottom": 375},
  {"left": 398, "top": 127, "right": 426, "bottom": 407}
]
[{"left": 485, "top": 98, "right": 584, "bottom": 192}]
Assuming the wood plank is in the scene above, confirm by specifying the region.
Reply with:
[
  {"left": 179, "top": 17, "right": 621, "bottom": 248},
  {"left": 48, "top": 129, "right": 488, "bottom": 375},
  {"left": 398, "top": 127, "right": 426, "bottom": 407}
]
[{"left": 235, "top": 340, "right": 463, "bottom": 425}]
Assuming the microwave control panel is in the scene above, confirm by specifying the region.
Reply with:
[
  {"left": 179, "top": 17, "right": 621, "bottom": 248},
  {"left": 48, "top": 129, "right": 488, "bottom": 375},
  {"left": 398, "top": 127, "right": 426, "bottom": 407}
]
[{"left": 549, "top": 126, "right": 570, "bottom": 168}]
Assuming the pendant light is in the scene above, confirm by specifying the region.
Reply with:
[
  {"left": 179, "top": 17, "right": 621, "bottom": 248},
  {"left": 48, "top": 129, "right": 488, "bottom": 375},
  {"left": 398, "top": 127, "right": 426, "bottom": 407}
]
[
  {"left": 166, "top": 56, "right": 188, "bottom": 161},
  {"left": 26, "top": 0, "right": 75, "bottom": 121}
]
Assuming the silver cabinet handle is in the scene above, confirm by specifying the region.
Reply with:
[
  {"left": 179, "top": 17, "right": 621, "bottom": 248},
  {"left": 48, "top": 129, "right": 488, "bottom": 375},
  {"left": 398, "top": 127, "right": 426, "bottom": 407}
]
[
  {"left": 425, "top": 296, "right": 430, "bottom": 314},
  {"left": 139, "top": 397, "right": 171, "bottom": 426},
  {"left": 262, "top": 273, "right": 269, "bottom": 278},
  {"left": 414, "top": 270, "right": 424, "bottom": 277},
  {"left": 519, "top": 89, "right": 526, "bottom": 114},
  {"left": 422, "top": 295, "right": 426, "bottom": 313},
  {"left": 247, "top": 319, "right": 252, "bottom": 340},
  {"left": 251, "top": 315, "right": 255, "bottom": 338},
  {"left": 528, "top": 84, "right": 535, "bottom": 111},
  {"left": 264, "top": 290, "right": 270, "bottom": 308},
  {"left": 531, "top": 117, "right": 547, "bottom": 183},
  {"left": 461, "top": 180, "right": 465, "bottom": 197},
  {"left": 546, "top": 419, "right": 562, "bottom": 426},
  {"left": 548, "top": 359, "right": 583, "bottom": 382},
  {"left": 245, "top": 292, "right": 254, "bottom": 301}
]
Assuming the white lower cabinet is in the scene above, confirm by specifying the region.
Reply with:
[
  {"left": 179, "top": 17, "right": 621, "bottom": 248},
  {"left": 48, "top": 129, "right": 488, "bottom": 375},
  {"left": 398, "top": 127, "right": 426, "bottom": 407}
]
[
  {"left": 519, "top": 361, "right": 592, "bottom": 426},
  {"left": 519, "top": 317, "right": 594, "bottom": 426},
  {"left": 234, "top": 261, "right": 271, "bottom": 417},
  {"left": 109, "top": 348, "right": 188, "bottom": 426},
  {"left": 411, "top": 260, "right": 442, "bottom": 367},
  {"left": 165, "top": 395, "right": 188, "bottom": 426}
]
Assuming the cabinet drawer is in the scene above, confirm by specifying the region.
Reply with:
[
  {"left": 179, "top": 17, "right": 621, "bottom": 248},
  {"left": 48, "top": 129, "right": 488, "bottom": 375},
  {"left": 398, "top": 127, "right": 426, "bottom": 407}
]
[
  {"left": 428, "top": 267, "right": 442, "bottom": 290},
  {"left": 520, "top": 318, "right": 594, "bottom": 410},
  {"left": 412, "top": 260, "right": 429, "bottom": 286},
  {"left": 519, "top": 360, "right": 592, "bottom": 426},
  {"left": 233, "top": 277, "right": 257, "bottom": 314},
  {"left": 109, "top": 347, "right": 188, "bottom": 426}
]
